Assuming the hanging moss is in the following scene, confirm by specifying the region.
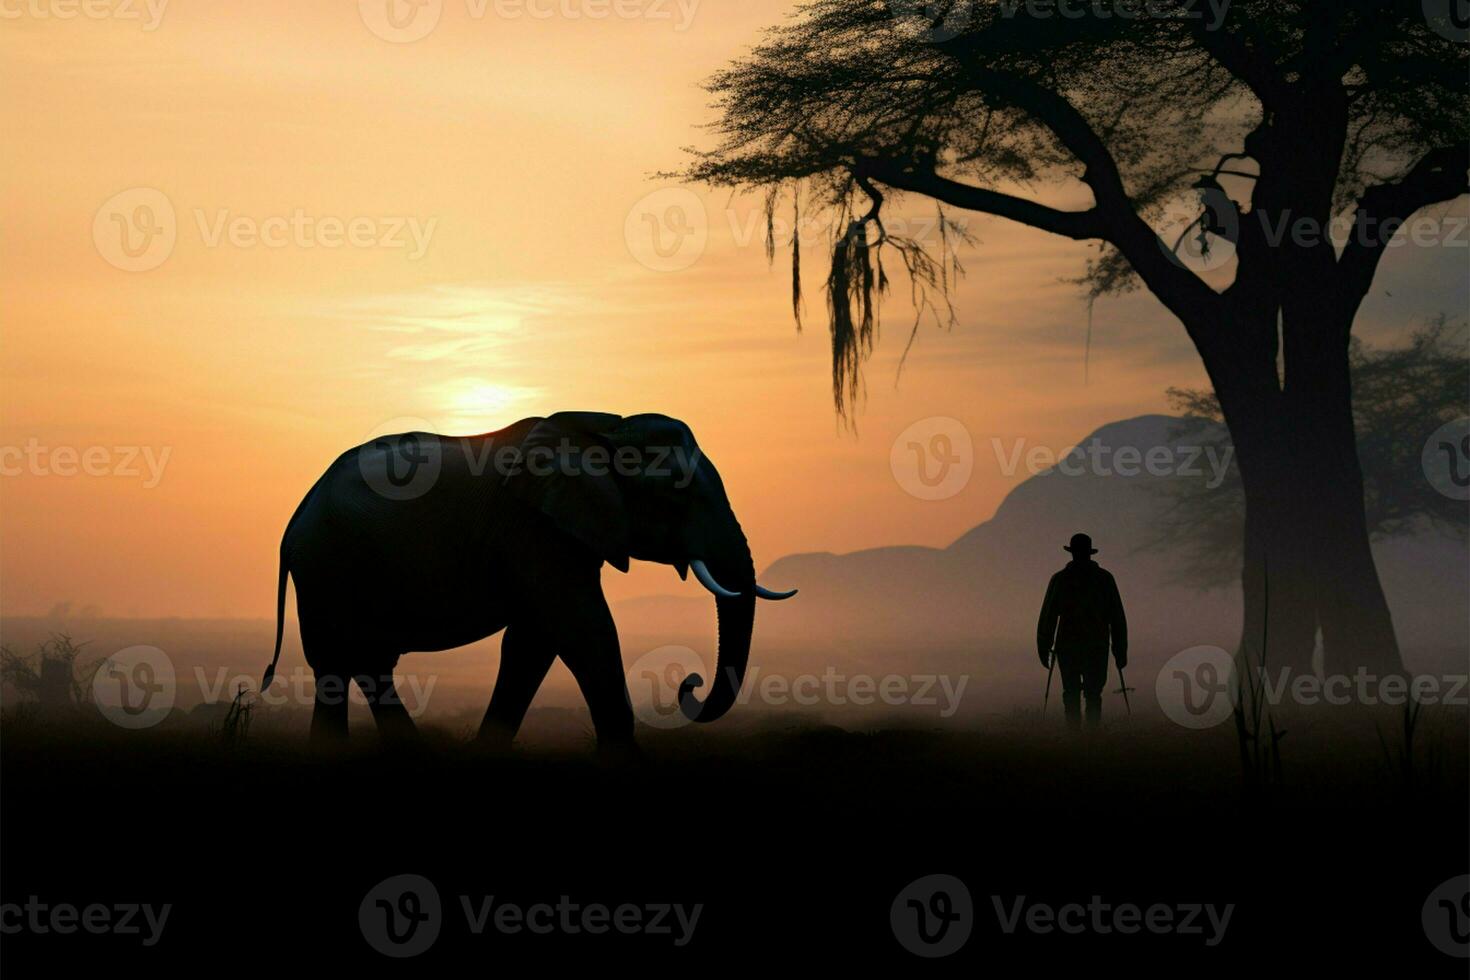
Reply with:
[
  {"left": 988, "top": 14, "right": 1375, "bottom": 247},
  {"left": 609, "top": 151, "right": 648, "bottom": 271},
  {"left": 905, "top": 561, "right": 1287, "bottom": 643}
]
[
  {"left": 825, "top": 216, "right": 887, "bottom": 416},
  {"left": 761, "top": 183, "right": 967, "bottom": 420},
  {"left": 791, "top": 195, "right": 803, "bottom": 332}
]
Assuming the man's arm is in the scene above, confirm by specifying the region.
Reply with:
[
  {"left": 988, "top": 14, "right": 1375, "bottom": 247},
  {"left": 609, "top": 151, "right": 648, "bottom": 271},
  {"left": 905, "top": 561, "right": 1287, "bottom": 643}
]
[
  {"left": 1107, "top": 572, "right": 1128, "bottom": 668},
  {"left": 1036, "top": 573, "right": 1060, "bottom": 667}
]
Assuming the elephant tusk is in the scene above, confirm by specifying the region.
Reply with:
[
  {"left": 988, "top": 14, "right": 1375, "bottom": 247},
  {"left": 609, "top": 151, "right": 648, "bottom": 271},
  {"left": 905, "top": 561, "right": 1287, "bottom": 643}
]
[
  {"left": 754, "top": 584, "right": 798, "bottom": 601},
  {"left": 689, "top": 559, "right": 741, "bottom": 598}
]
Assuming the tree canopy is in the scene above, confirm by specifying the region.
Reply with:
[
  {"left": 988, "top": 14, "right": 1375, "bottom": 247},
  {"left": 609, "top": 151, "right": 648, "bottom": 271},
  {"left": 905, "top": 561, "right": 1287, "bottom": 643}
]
[{"left": 684, "top": 0, "right": 1468, "bottom": 412}]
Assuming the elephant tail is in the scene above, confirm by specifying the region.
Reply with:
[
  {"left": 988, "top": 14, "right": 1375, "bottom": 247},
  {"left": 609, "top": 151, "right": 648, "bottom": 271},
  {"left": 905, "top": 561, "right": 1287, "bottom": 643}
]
[{"left": 261, "top": 550, "right": 290, "bottom": 692}]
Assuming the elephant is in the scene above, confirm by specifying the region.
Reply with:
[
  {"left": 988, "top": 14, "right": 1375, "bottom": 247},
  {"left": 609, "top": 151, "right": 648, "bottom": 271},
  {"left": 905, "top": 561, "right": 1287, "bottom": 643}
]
[{"left": 259, "top": 411, "right": 796, "bottom": 750}]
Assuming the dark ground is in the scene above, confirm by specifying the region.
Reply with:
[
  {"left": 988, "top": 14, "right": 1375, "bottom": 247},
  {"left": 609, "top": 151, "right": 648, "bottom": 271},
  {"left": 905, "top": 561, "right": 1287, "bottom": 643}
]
[{"left": 2, "top": 709, "right": 1467, "bottom": 971}]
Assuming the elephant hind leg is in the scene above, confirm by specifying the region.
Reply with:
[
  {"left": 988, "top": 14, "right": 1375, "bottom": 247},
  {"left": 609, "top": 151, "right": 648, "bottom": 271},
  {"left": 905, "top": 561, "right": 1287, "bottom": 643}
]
[
  {"left": 354, "top": 672, "right": 419, "bottom": 744},
  {"left": 310, "top": 672, "right": 350, "bottom": 746},
  {"left": 478, "top": 624, "right": 556, "bottom": 750}
]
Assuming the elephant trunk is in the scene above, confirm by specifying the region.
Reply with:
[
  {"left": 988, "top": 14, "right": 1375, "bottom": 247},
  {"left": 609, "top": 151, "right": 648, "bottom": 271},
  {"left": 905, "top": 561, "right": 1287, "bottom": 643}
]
[{"left": 678, "top": 542, "right": 755, "bottom": 724}]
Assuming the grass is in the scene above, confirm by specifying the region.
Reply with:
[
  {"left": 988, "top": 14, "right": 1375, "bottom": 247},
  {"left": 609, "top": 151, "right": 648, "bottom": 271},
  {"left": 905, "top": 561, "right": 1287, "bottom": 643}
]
[
  {"left": 215, "top": 683, "right": 255, "bottom": 749},
  {"left": 1377, "top": 696, "right": 1445, "bottom": 799},
  {"left": 1232, "top": 567, "right": 1285, "bottom": 794}
]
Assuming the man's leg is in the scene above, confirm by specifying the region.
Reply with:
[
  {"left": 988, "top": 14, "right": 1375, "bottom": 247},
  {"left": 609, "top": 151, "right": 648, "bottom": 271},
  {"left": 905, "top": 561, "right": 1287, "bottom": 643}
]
[
  {"left": 1056, "top": 651, "right": 1083, "bottom": 731},
  {"left": 1082, "top": 649, "right": 1108, "bottom": 728}
]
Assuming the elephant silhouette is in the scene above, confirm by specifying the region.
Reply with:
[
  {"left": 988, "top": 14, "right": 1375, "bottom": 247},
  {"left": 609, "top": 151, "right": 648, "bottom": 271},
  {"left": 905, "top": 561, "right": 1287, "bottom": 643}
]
[{"left": 260, "top": 412, "right": 795, "bottom": 750}]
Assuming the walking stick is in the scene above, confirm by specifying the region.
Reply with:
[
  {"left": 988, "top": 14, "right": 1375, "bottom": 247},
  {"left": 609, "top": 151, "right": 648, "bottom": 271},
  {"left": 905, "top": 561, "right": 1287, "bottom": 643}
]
[
  {"left": 1042, "top": 649, "right": 1056, "bottom": 715},
  {"left": 1114, "top": 665, "right": 1135, "bottom": 716}
]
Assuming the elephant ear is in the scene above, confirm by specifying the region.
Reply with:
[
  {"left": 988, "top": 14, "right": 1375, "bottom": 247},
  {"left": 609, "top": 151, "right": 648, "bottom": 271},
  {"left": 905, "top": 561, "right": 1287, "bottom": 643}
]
[{"left": 503, "top": 412, "right": 631, "bottom": 572}]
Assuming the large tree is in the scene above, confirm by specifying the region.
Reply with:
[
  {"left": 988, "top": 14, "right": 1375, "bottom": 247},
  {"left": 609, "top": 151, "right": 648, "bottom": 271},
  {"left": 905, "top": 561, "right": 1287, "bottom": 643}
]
[
  {"left": 1152, "top": 317, "right": 1469, "bottom": 589},
  {"left": 684, "top": 0, "right": 1468, "bottom": 674}
]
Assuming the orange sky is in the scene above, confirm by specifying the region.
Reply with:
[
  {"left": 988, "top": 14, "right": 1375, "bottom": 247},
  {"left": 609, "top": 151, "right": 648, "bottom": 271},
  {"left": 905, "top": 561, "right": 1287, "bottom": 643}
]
[{"left": 2, "top": 1, "right": 1464, "bottom": 618}]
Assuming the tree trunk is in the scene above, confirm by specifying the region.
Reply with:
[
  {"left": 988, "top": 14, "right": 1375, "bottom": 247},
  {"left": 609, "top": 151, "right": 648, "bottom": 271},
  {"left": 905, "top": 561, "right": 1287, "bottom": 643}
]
[
  {"left": 1229, "top": 400, "right": 1322, "bottom": 678},
  {"left": 1210, "top": 310, "right": 1404, "bottom": 684},
  {"left": 38, "top": 657, "right": 73, "bottom": 708},
  {"left": 1281, "top": 314, "right": 1403, "bottom": 678}
]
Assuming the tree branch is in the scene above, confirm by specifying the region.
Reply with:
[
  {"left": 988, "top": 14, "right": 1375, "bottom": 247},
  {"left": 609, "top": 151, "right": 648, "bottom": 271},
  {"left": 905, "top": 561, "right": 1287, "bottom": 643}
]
[
  {"left": 850, "top": 155, "right": 1106, "bottom": 240},
  {"left": 1336, "top": 144, "right": 1470, "bottom": 323},
  {"left": 925, "top": 61, "right": 1225, "bottom": 332}
]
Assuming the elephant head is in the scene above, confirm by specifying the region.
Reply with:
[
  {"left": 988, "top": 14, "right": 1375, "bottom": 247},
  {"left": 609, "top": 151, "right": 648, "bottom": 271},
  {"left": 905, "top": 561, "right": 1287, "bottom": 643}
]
[{"left": 503, "top": 412, "right": 795, "bottom": 723}]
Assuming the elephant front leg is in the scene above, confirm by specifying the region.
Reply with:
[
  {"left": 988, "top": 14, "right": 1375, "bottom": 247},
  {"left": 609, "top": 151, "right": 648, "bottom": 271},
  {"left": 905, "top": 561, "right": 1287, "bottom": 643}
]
[
  {"left": 552, "top": 596, "right": 637, "bottom": 755},
  {"left": 478, "top": 624, "right": 556, "bottom": 750},
  {"left": 310, "top": 672, "right": 349, "bottom": 746}
]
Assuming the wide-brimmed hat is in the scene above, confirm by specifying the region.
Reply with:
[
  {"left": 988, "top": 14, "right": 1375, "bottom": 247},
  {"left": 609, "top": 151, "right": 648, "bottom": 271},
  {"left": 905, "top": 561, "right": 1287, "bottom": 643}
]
[{"left": 1064, "top": 532, "right": 1099, "bottom": 555}]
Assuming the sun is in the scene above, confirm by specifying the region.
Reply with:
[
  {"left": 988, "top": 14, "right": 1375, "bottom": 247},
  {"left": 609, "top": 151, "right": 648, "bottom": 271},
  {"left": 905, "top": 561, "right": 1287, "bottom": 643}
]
[{"left": 435, "top": 379, "right": 538, "bottom": 434}]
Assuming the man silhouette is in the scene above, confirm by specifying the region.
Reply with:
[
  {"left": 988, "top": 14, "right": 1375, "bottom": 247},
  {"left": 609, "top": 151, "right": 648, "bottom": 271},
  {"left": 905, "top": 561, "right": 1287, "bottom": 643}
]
[{"left": 1037, "top": 533, "right": 1128, "bottom": 730}]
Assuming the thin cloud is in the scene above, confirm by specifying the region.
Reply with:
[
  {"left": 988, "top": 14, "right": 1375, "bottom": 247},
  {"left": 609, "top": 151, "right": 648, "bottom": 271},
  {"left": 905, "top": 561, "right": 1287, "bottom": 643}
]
[{"left": 331, "top": 282, "right": 584, "bottom": 363}]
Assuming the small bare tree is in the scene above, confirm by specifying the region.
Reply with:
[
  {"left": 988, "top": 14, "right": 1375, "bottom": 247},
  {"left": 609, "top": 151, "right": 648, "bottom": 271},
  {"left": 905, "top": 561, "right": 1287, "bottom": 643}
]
[{"left": 0, "top": 635, "right": 103, "bottom": 709}]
